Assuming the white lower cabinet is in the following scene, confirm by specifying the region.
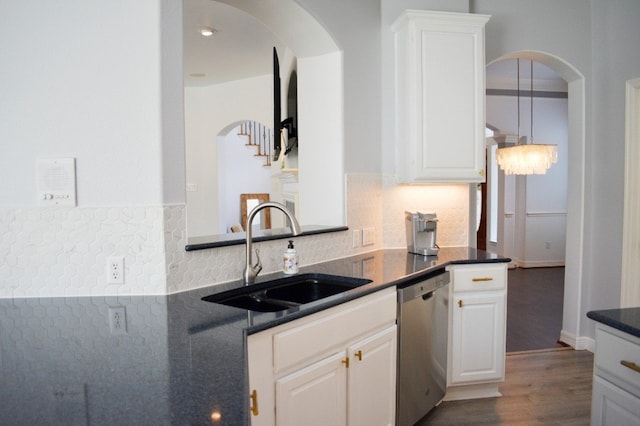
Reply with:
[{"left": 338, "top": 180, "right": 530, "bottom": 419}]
[
  {"left": 347, "top": 326, "right": 397, "bottom": 425},
  {"left": 276, "top": 351, "right": 347, "bottom": 426},
  {"left": 248, "top": 287, "right": 397, "bottom": 426},
  {"left": 592, "top": 376, "right": 640, "bottom": 425},
  {"left": 591, "top": 324, "right": 640, "bottom": 426},
  {"left": 445, "top": 263, "right": 507, "bottom": 400}
]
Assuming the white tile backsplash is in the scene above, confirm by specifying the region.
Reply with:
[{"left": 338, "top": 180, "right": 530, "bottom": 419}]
[
  {"left": 382, "top": 175, "right": 470, "bottom": 249},
  {"left": 1, "top": 174, "right": 470, "bottom": 297},
  {"left": 0, "top": 207, "right": 168, "bottom": 298}
]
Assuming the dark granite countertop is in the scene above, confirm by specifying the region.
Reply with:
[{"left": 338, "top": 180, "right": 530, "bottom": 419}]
[
  {"left": 587, "top": 307, "right": 640, "bottom": 339},
  {"left": 0, "top": 248, "right": 508, "bottom": 425}
]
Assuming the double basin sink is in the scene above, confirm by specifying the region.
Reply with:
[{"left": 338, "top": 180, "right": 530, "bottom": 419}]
[{"left": 202, "top": 273, "right": 372, "bottom": 312}]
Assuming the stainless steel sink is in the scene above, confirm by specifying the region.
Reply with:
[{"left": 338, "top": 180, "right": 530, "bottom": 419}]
[{"left": 202, "top": 273, "right": 372, "bottom": 312}]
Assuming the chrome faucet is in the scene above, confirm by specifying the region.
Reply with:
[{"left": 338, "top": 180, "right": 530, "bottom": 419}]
[{"left": 244, "top": 202, "right": 302, "bottom": 284}]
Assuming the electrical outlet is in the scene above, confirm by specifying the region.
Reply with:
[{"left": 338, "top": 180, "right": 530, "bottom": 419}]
[
  {"left": 108, "top": 307, "right": 127, "bottom": 334},
  {"left": 106, "top": 256, "right": 124, "bottom": 284}
]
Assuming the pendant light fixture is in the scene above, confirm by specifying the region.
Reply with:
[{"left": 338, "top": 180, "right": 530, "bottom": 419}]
[{"left": 495, "top": 59, "right": 558, "bottom": 175}]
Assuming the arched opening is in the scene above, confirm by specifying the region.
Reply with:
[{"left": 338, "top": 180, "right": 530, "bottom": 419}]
[
  {"left": 184, "top": 0, "right": 345, "bottom": 240},
  {"left": 487, "top": 51, "right": 586, "bottom": 349},
  {"left": 217, "top": 120, "right": 273, "bottom": 234}
]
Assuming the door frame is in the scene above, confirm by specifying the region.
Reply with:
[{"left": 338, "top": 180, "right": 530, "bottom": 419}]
[
  {"left": 621, "top": 77, "right": 640, "bottom": 307},
  {"left": 487, "top": 51, "right": 587, "bottom": 349}
]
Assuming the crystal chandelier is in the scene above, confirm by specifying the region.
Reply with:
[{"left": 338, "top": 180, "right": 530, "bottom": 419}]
[{"left": 496, "top": 59, "right": 558, "bottom": 175}]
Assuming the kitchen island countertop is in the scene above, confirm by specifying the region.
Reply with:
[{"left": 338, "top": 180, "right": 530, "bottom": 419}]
[
  {"left": 0, "top": 247, "right": 508, "bottom": 425},
  {"left": 587, "top": 307, "right": 640, "bottom": 339}
]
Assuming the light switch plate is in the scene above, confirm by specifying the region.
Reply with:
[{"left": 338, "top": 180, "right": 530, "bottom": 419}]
[
  {"left": 352, "top": 229, "right": 362, "bottom": 248},
  {"left": 362, "top": 227, "right": 375, "bottom": 246}
]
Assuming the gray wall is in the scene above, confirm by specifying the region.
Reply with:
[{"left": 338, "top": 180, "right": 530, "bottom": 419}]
[{"left": 297, "top": 0, "right": 383, "bottom": 174}]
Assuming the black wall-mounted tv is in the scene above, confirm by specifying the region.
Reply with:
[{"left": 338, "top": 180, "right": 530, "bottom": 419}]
[{"left": 273, "top": 47, "right": 281, "bottom": 160}]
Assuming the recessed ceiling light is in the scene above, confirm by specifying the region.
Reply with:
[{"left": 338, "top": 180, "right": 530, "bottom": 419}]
[{"left": 199, "top": 27, "right": 217, "bottom": 37}]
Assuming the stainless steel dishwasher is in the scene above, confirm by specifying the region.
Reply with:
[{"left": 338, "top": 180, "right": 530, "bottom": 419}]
[{"left": 397, "top": 269, "right": 450, "bottom": 426}]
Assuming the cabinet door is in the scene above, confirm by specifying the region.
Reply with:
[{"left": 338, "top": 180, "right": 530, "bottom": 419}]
[
  {"left": 275, "top": 351, "right": 348, "bottom": 426},
  {"left": 591, "top": 376, "right": 640, "bottom": 426},
  {"left": 393, "top": 11, "right": 490, "bottom": 183},
  {"left": 450, "top": 292, "right": 505, "bottom": 384},
  {"left": 347, "top": 325, "right": 397, "bottom": 426}
]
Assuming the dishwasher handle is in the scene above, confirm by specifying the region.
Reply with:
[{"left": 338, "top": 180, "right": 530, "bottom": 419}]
[
  {"left": 397, "top": 271, "right": 450, "bottom": 303},
  {"left": 422, "top": 291, "right": 435, "bottom": 301}
]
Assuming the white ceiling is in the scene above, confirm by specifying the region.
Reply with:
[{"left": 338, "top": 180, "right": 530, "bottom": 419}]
[{"left": 183, "top": 0, "right": 284, "bottom": 87}]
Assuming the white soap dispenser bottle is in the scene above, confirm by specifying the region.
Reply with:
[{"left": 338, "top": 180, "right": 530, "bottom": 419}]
[{"left": 283, "top": 240, "right": 298, "bottom": 274}]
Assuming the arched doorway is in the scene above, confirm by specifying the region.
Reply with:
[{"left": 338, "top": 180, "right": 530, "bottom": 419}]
[{"left": 487, "top": 51, "right": 587, "bottom": 349}]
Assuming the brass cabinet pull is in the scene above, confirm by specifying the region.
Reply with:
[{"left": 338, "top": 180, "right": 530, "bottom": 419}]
[
  {"left": 458, "top": 300, "right": 463, "bottom": 308},
  {"left": 342, "top": 357, "right": 350, "bottom": 368},
  {"left": 250, "top": 389, "right": 259, "bottom": 416},
  {"left": 472, "top": 277, "right": 494, "bottom": 282},
  {"left": 620, "top": 360, "right": 640, "bottom": 373},
  {"left": 355, "top": 350, "right": 363, "bottom": 361}
]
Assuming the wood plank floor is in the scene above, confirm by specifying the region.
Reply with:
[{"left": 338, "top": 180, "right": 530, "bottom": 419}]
[
  {"left": 417, "top": 348, "right": 594, "bottom": 425},
  {"left": 506, "top": 267, "right": 566, "bottom": 353}
]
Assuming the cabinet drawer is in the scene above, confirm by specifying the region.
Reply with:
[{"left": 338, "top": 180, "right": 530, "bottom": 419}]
[
  {"left": 595, "top": 325, "right": 640, "bottom": 397},
  {"left": 272, "top": 288, "right": 396, "bottom": 374},
  {"left": 450, "top": 264, "right": 506, "bottom": 293}
]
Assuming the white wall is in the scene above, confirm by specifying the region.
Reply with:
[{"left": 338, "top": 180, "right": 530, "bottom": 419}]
[
  {"left": 0, "top": 0, "right": 186, "bottom": 297},
  {"left": 297, "top": 51, "right": 345, "bottom": 227},
  {"left": 486, "top": 93, "right": 569, "bottom": 267},
  {"left": 297, "top": 0, "right": 383, "bottom": 175},
  {"left": 184, "top": 75, "right": 272, "bottom": 237},
  {"left": 218, "top": 126, "right": 273, "bottom": 232},
  {"left": 587, "top": 0, "right": 640, "bottom": 334},
  {"left": 0, "top": 0, "right": 182, "bottom": 207}
]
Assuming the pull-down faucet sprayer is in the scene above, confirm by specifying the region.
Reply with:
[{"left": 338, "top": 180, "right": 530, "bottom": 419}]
[{"left": 243, "top": 202, "right": 302, "bottom": 284}]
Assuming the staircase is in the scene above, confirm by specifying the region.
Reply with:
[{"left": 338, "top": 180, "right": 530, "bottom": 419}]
[{"left": 238, "top": 121, "right": 272, "bottom": 167}]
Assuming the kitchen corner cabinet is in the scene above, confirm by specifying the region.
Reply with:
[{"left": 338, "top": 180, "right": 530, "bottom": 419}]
[
  {"left": 391, "top": 10, "right": 490, "bottom": 183},
  {"left": 247, "top": 287, "right": 397, "bottom": 426},
  {"left": 591, "top": 324, "right": 640, "bottom": 425},
  {"left": 445, "top": 263, "right": 507, "bottom": 400}
]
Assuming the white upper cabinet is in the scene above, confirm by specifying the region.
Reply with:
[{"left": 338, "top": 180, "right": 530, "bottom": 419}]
[{"left": 392, "top": 10, "right": 490, "bottom": 183}]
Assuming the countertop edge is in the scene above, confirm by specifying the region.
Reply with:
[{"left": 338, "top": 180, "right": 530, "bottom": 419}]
[{"left": 587, "top": 308, "right": 640, "bottom": 339}]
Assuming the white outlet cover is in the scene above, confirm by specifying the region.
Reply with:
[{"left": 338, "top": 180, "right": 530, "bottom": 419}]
[{"left": 106, "top": 256, "right": 125, "bottom": 284}]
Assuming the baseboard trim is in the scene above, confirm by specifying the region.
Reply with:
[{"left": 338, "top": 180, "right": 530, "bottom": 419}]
[
  {"left": 444, "top": 382, "right": 502, "bottom": 401},
  {"left": 507, "top": 346, "right": 573, "bottom": 356},
  {"left": 559, "top": 330, "right": 595, "bottom": 352},
  {"left": 519, "top": 260, "right": 566, "bottom": 268}
]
